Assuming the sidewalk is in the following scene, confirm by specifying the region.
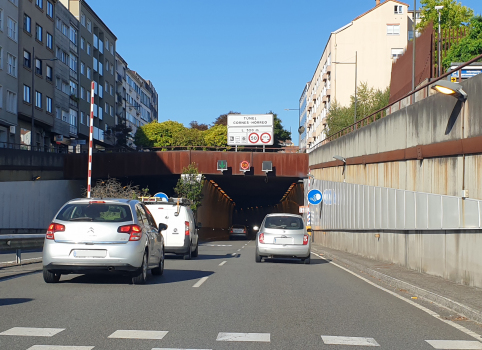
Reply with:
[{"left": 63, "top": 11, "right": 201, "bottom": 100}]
[{"left": 312, "top": 243, "right": 482, "bottom": 324}]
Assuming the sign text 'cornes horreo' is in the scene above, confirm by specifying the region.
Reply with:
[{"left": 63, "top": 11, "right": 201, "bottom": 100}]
[{"left": 227, "top": 114, "right": 274, "bottom": 146}]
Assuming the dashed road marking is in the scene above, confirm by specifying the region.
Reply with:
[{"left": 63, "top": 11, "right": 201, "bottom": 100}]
[
  {"left": 322, "top": 336, "right": 380, "bottom": 346},
  {"left": 237, "top": 249, "right": 241, "bottom": 252},
  {"left": 241, "top": 246, "right": 245, "bottom": 249},
  {"left": 216, "top": 332, "right": 270, "bottom": 342},
  {"left": 27, "top": 346, "right": 94, "bottom": 350},
  {"left": 231, "top": 253, "right": 236, "bottom": 256},
  {"left": 192, "top": 276, "right": 209, "bottom": 288},
  {"left": 426, "top": 340, "right": 482, "bottom": 349},
  {"left": 201, "top": 244, "right": 232, "bottom": 247},
  {"left": 0, "top": 327, "right": 65, "bottom": 337},
  {"left": 311, "top": 251, "right": 482, "bottom": 342},
  {"left": 219, "top": 261, "right": 227, "bottom": 266},
  {"left": 108, "top": 330, "right": 168, "bottom": 340}
]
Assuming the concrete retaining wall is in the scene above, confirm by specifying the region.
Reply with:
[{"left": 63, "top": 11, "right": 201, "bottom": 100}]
[
  {"left": 0, "top": 180, "right": 83, "bottom": 232},
  {"left": 313, "top": 230, "right": 482, "bottom": 289}
]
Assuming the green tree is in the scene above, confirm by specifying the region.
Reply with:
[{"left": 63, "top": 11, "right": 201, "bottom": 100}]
[
  {"left": 326, "top": 83, "right": 390, "bottom": 136},
  {"left": 418, "top": 0, "right": 474, "bottom": 31},
  {"left": 174, "top": 163, "right": 205, "bottom": 212},
  {"left": 189, "top": 121, "right": 209, "bottom": 131},
  {"left": 83, "top": 177, "right": 150, "bottom": 199},
  {"left": 204, "top": 124, "right": 228, "bottom": 148},
  {"left": 106, "top": 123, "right": 133, "bottom": 148},
  {"left": 443, "top": 15, "right": 482, "bottom": 70},
  {"left": 270, "top": 112, "right": 291, "bottom": 147},
  {"left": 213, "top": 111, "right": 240, "bottom": 126},
  {"left": 134, "top": 120, "right": 186, "bottom": 149}
]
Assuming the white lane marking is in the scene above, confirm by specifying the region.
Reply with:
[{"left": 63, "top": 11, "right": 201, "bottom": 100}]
[
  {"left": 219, "top": 261, "right": 227, "bottom": 266},
  {"left": 231, "top": 253, "right": 236, "bottom": 256},
  {"left": 108, "top": 330, "right": 168, "bottom": 339},
  {"left": 426, "top": 340, "right": 482, "bottom": 349},
  {"left": 0, "top": 327, "right": 65, "bottom": 337},
  {"left": 27, "top": 346, "right": 94, "bottom": 350},
  {"left": 201, "top": 244, "right": 232, "bottom": 247},
  {"left": 192, "top": 276, "right": 209, "bottom": 288},
  {"left": 216, "top": 332, "right": 270, "bottom": 342},
  {"left": 237, "top": 249, "right": 241, "bottom": 252},
  {"left": 322, "top": 336, "right": 380, "bottom": 346},
  {"left": 241, "top": 246, "right": 245, "bottom": 249},
  {"left": 311, "top": 252, "right": 482, "bottom": 342}
]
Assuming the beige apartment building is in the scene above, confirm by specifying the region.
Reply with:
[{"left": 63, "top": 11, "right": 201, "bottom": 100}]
[{"left": 304, "top": 0, "right": 412, "bottom": 151}]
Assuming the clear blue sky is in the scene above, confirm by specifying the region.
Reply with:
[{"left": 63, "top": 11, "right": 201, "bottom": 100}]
[{"left": 91, "top": 0, "right": 481, "bottom": 145}]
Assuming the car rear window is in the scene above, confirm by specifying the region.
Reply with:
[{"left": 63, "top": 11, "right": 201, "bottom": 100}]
[
  {"left": 264, "top": 216, "right": 304, "bottom": 230},
  {"left": 232, "top": 225, "right": 245, "bottom": 229},
  {"left": 56, "top": 203, "right": 133, "bottom": 222}
]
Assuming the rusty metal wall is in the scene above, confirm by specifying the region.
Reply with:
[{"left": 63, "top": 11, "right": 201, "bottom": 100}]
[
  {"left": 64, "top": 151, "right": 308, "bottom": 179},
  {"left": 389, "top": 22, "right": 433, "bottom": 104}
]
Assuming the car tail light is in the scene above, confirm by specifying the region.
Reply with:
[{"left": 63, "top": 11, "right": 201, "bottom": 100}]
[
  {"left": 243, "top": 229, "right": 246, "bottom": 233},
  {"left": 303, "top": 234, "right": 309, "bottom": 245},
  {"left": 230, "top": 229, "right": 233, "bottom": 233},
  {"left": 46, "top": 223, "right": 65, "bottom": 240},
  {"left": 185, "top": 221, "right": 190, "bottom": 236},
  {"left": 118, "top": 224, "right": 143, "bottom": 241},
  {"left": 259, "top": 233, "right": 265, "bottom": 244}
]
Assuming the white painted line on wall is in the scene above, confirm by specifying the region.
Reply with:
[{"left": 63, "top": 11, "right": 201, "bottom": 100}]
[
  {"left": 216, "top": 332, "right": 270, "bottom": 342},
  {"left": 192, "top": 276, "right": 209, "bottom": 288},
  {"left": 0, "top": 327, "right": 65, "bottom": 337},
  {"left": 108, "top": 330, "right": 168, "bottom": 340},
  {"left": 426, "top": 340, "right": 482, "bottom": 349},
  {"left": 27, "top": 346, "right": 94, "bottom": 350},
  {"left": 321, "top": 336, "right": 379, "bottom": 346},
  {"left": 219, "top": 261, "right": 227, "bottom": 266},
  {"left": 311, "top": 252, "right": 482, "bottom": 342}
]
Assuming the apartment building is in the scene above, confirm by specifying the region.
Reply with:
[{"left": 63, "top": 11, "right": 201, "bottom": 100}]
[
  {"left": 0, "top": 0, "right": 20, "bottom": 146},
  {"left": 60, "top": 0, "right": 117, "bottom": 149},
  {"left": 17, "top": 0, "right": 56, "bottom": 151},
  {"left": 52, "top": 0, "right": 79, "bottom": 148},
  {"left": 298, "top": 82, "right": 309, "bottom": 153},
  {"left": 303, "top": 0, "right": 410, "bottom": 151}
]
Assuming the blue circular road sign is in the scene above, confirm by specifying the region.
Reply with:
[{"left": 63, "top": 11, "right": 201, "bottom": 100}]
[
  {"left": 307, "top": 189, "right": 323, "bottom": 205},
  {"left": 153, "top": 192, "right": 169, "bottom": 202}
]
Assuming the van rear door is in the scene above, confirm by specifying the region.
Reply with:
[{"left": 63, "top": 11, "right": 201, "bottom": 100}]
[{"left": 149, "top": 205, "right": 187, "bottom": 248}]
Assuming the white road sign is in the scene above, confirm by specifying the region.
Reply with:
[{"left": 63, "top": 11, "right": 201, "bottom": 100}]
[{"left": 227, "top": 114, "right": 274, "bottom": 146}]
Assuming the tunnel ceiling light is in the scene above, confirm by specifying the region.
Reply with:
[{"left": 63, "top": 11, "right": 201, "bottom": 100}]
[{"left": 431, "top": 80, "right": 467, "bottom": 101}]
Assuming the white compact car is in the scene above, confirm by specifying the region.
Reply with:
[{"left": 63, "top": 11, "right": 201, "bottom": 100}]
[{"left": 143, "top": 197, "right": 199, "bottom": 260}]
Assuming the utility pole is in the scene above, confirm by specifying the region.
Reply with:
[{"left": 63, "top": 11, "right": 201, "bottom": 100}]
[{"left": 412, "top": 0, "right": 416, "bottom": 103}]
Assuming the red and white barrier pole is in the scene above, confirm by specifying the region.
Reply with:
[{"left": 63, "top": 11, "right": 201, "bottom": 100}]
[{"left": 87, "top": 81, "right": 95, "bottom": 198}]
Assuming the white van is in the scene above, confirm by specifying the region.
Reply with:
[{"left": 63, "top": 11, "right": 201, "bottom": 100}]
[{"left": 143, "top": 198, "right": 199, "bottom": 260}]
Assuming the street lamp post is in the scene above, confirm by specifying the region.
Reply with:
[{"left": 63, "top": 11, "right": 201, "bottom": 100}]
[
  {"left": 333, "top": 51, "right": 358, "bottom": 128},
  {"left": 30, "top": 46, "right": 58, "bottom": 152},
  {"left": 435, "top": 6, "right": 444, "bottom": 77}
]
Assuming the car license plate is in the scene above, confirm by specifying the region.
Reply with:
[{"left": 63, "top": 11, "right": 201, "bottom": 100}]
[
  {"left": 72, "top": 250, "right": 107, "bottom": 258},
  {"left": 233, "top": 229, "right": 244, "bottom": 233},
  {"left": 274, "top": 237, "right": 293, "bottom": 245}
]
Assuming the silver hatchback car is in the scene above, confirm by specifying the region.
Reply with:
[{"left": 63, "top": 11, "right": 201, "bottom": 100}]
[
  {"left": 42, "top": 198, "right": 166, "bottom": 284},
  {"left": 255, "top": 213, "right": 311, "bottom": 264}
]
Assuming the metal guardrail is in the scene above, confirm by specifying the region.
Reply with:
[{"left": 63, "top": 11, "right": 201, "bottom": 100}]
[{"left": 0, "top": 234, "right": 45, "bottom": 265}]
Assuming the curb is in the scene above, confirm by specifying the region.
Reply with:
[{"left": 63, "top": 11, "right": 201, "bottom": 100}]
[{"left": 312, "top": 247, "right": 482, "bottom": 325}]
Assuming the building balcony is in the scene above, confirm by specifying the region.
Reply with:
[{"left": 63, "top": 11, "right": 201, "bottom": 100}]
[
  {"left": 323, "top": 95, "right": 329, "bottom": 103},
  {"left": 307, "top": 119, "right": 314, "bottom": 126},
  {"left": 322, "top": 73, "right": 328, "bottom": 81},
  {"left": 326, "top": 89, "right": 331, "bottom": 96},
  {"left": 326, "top": 65, "right": 331, "bottom": 73}
]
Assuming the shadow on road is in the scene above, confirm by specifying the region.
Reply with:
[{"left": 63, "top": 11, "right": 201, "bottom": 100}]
[
  {"left": 157, "top": 269, "right": 213, "bottom": 284},
  {"left": 262, "top": 257, "right": 331, "bottom": 265},
  {"left": 165, "top": 254, "right": 234, "bottom": 261},
  {"left": 0, "top": 298, "right": 34, "bottom": 306}
]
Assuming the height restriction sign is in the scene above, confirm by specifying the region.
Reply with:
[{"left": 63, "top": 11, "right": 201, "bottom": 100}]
[{"left": 227, "top": 114, "right": 274, "bottom": 146}]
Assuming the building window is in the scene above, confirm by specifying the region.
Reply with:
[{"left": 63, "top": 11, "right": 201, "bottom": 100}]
[
  {"left": 110, "top": 105, "right": 113, "bottom": 116},
  {"left": 46, "top": 96, "right": 52, "bottom": 113},
  {"left": 81, "top": 37, "right": 85, "bottom": 50},
  {"left": 46, "top": 1, "right": 53, "bottom": 18},
  {"left": 81, "top": 86, "right": 85, "bottom": 100},
  {"left": 391, "top": 48, "right": 404, "bottom": 60},
  {"left": 87, "top": 66, "right": 91, "bottom": 79},
  {"left": 69, "top": 26, "right": 77, "bottom": 45},
  {"left": 36, "top": 24, "right": 42, "bottom": 42},
  {"left": 7, "top": 17, "right": 17, "bottom": 41},
  {"left": 105, "top": 38, "right": 109, "bottom": 52},
  {"left": 46, "top": 32, "right": 53, "bottom": 49},
  {"left": 70, "top": 81, "right": 77, "bottom": 97},
  {"left": 394, "top": 5, "right": 403, "bottom": 14},
  {"left": 35, "top": 91, "right": 42, "bottom": 108},
  {"left": 93, "top": 57, "right": 98, "bottom": 72},
  {"left": 110, "top": 84, "right": 113, "bottom": 95},
  {"left": 105, "top": 60, "right": 109, "bottom": 72},
  {"left": 0, "top": 9, "right": 3, "bottom": 32},
  {"left": 86, "top": 19, "right": 91, "bottom": 33},
  {"left": 105, "top": 81, "right": 108, "bottom": 92},
  {"left": 7, "top": 53, "right": 16, "bottom": 77},
  {"left": 105, "top": 102, "right": 109, "bottom": 115},
  {"left": 93, "top": 34, "right": 98, "bottom": 49},
  {"left": 23, "top": 50, "right": 31, "bottom": 68},
  {"left": 98, "top": 61, "right": 103, "bottom": 76},
  {"left": 81, "top": 111, "right": 86, "bottom": 125},
  {"left": 87, "top": 43, "right": 91, "bottom": 55},
  {"left": 56, "top": 47, "right": 68, "bottom": 64},
  {"left": 61, "top": 22, "right": 67, "bottom": 36},
  {"left": 24, "top": 14, "right": 31, "bottom": 33},
  {"left": 6, "top": 90, "right": 17, "bottom": 113},
  {"left": 98, "top": 106, "right": 102, "bottom": 120},
  {"left": 87, "top": 91, "right": 90, "bottom": 102},
  {"left": 387, "top": 24, "right": 400, "bottom": 35},
  {"left": 0, "top": 86, "right": 2, "bottom": 109},
  {"left": 35, "top": 58, "right": 42, "bottom": 75},
  {"left": 69, "top": 55, "right": 77, "bottom": 73},
  {"left": 46, "top": 65, "right": 52, "bottom": 81},
  {"left": 80, "top": 13, "right": 85, "bottom": 26},
  {"left": 36, "top": 0, "right": 43, "bottom": 10},
  {"left": 99, "top": 39, "right": 103, "bottom": 54},
  {"left": 23, "top": 85, "right": 31, "bottom": 103},
  {"left": 110, "top": 44, "right": 114, "bottom": 55},
  {"left": 80, "top": 61, "right": 85, "bottom": 75}
]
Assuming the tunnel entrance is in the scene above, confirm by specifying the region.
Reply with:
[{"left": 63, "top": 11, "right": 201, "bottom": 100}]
[{"left": 106, "top": 174, "right": 305, "bottom": 240}]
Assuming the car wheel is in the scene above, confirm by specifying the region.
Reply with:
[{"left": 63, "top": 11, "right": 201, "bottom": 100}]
[
  {"left": 255, "top": 251, "right": 262, "bottom": 263},
  {"left": 43, "top": 268, "right": 61, "bottom": 283},
  {"left": 183, "top": 244, "right": 192, "bottom": 260},
  {"left": 192, "top": 242, "right": 199, "bottom": 258},
  {"left": 132, "top": 251, "right": 148, "bottom": 284},
  {"left": 151, "top": 249, "right": 164, "bottom": 276},
  {"left": 303, "top": 255, "right": 311, "bottom": 265}
]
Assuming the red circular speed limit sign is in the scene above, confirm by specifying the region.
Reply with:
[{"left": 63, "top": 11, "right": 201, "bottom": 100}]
[
  {"left": 261, "top": 132, "right": 272, "bottom": 144},
  {"left": 249, "top": 133, "right": 259, "bottom": 143},
  {"left": 240, "top": 160, "right": 250, "bottom": 171}
]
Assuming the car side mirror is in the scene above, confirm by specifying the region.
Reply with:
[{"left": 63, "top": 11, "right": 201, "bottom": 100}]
[{"left": 158, "top": 223, "right": 168, "bottom": 232}]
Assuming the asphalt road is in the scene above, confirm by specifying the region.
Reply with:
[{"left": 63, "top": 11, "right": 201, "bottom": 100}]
[
  {"left": 0, "top": 240, "right": 481, "bottom": 350},
  {"left": 0, "top": 249, "right": 43, "bottom": 264}
]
